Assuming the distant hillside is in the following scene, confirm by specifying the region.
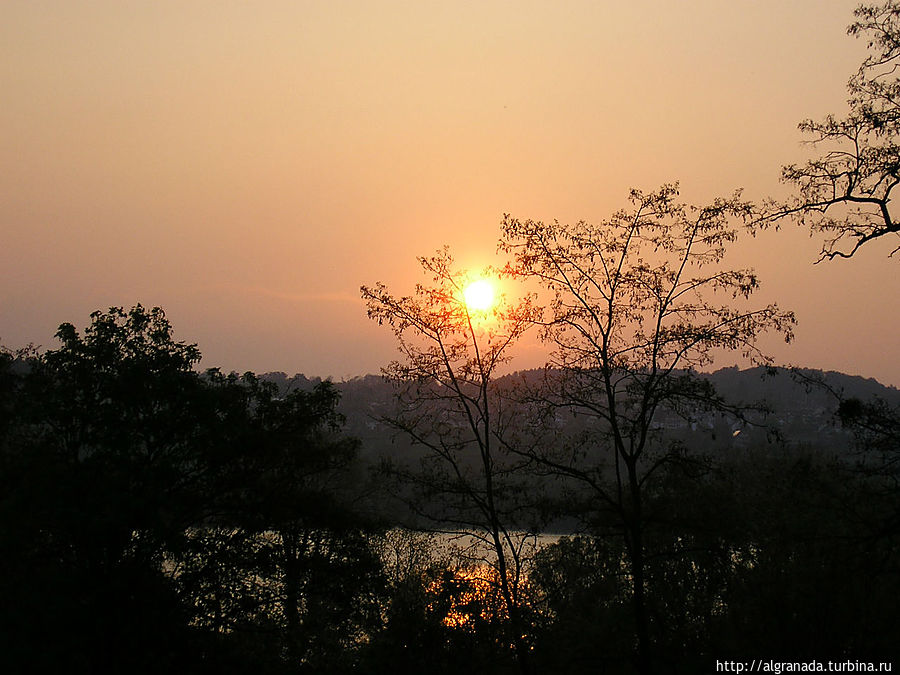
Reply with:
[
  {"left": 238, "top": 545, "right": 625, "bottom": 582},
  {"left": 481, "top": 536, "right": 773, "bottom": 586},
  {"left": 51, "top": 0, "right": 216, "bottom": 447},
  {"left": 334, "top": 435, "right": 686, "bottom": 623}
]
[{"left": 260, "top": 367, "right": 900, "bottom": 461}]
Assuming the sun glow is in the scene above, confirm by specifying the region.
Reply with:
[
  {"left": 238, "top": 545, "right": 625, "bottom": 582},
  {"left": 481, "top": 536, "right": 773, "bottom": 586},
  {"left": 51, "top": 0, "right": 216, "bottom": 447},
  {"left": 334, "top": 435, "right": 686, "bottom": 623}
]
[
  {"left": 463, "top": 279, "right": 496, "bottom": 313},
  {"left": 426, "top": 567, "right": 511, "bottom": 629}
]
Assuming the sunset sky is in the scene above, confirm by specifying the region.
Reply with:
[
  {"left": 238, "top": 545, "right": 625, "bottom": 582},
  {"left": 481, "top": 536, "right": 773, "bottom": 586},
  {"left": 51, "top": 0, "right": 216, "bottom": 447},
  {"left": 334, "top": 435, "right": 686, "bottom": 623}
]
[{"left": 2, "top": 1, "right": 898, "bottom": 386}]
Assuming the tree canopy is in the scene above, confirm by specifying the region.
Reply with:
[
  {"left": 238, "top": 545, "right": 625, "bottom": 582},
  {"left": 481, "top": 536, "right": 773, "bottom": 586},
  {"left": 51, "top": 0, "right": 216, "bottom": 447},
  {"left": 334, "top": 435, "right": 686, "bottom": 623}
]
[{"left": 763, "top": 0, "right": 900, "bottom": 259}]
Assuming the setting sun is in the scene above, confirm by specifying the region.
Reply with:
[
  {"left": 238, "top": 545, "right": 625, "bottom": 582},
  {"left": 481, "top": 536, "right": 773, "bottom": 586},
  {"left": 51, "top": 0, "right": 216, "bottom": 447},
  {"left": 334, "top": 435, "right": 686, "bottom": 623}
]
[{"left": 463, "top": 279, "right": 496, "bottom": 313}]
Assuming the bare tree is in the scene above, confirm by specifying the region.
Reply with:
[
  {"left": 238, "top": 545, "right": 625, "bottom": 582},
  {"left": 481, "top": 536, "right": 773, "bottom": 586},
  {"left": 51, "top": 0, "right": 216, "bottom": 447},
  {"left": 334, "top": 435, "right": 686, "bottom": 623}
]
[
  {"left": 361, "top": 248, "right": 540, "bottom": 674},
  {"left": 761, "top": 1, "right": 900, "bottom": 260},
  {"left": 500, "top": 184, "right": 796, "bottom": 673}
]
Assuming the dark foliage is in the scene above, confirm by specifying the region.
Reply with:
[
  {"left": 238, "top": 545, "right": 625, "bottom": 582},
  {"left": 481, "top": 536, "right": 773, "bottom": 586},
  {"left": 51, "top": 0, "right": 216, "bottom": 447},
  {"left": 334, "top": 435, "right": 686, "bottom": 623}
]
[
  {"left": 1, "top": 304, "right": 898, "bottom": 673},
  {"left": 0, "top": 307, "right": 381, "bottom": 673}
]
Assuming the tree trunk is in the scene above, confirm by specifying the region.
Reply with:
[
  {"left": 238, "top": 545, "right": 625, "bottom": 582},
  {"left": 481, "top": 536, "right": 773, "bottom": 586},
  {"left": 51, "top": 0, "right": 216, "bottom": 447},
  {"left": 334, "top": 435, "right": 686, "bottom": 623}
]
[
  {"left": 626, "top": 459, "right": 652, "bottom": 675},
  {"left": 629, "top": 524, "right": 651, "bottom": 675},
  {"left": 282, "top": 530, "right": 302, "bottom": 664},
  {"left": 489, "top": 524, "right": 532, "bottom": 675}
]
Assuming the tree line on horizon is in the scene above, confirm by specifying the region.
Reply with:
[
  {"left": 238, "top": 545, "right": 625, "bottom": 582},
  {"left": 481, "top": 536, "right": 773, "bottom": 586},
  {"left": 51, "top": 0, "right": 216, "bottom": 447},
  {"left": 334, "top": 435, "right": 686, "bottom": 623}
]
[{"left": 2, "top": 2, "right": 900, "bottom": 674}]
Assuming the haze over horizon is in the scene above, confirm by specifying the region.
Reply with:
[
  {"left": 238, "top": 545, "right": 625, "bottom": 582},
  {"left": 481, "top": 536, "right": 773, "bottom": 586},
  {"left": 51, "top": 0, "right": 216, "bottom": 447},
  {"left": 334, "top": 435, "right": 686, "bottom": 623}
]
[{"left": 2, "top": 1, "right": 898, "bottom": 387}]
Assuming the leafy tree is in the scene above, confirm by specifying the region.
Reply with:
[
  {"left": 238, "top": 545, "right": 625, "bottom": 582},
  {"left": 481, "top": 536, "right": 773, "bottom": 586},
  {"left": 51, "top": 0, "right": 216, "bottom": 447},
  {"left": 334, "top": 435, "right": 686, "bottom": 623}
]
[
  {"left": 709, "top": 445, "right": 900, "bottom": 661},
  {"left": 528, "top": 535, "right": 634, "bottom": 674},
  {"left": 500, "top": 184, "right": 795, "bottom": 673},
  {"left": 361, "top": 249, "right": 540, "bottom": 674},
  {"left": 834, "top": 394, "right": 900, "bottom": 595},
  {"left": 0, "top": 306, "right": 378, "bottom": 673},
  {"left": 752, "top": 3, "right": 900, "bottom": 654},
  {"left": 839, "top": 395, "right": 900, "bottom": 460},
  {"left": 363, "top": 529, "right": 533, "bottom": 674},
  {"left": 0, "top": 306, "right": 211, "bottom": 672},
  {"left": 172, "top": 371, "right": 383, "bottom": 672},
  {"left": 762, "top": 1, "right": 900, "bottom": 259}
]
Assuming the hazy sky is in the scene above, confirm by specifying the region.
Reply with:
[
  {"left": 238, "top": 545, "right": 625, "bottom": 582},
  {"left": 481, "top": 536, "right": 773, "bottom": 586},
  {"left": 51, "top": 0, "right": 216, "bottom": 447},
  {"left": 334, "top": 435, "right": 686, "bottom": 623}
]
[{"left": 2, "top": 1, "right": 898, "bottom": 386}]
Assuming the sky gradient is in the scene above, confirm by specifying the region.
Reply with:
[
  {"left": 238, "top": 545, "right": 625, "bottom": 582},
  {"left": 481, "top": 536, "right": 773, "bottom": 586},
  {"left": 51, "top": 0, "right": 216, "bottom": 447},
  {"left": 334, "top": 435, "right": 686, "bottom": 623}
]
[{"left": 2, "top": 1, "right": 898, "bottom": 386}]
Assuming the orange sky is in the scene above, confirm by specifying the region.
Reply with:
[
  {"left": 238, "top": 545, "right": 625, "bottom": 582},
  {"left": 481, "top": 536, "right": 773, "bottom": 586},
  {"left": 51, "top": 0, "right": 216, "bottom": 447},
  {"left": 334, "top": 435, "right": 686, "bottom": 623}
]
[{"left": 2, "top": 1, "right": 898, "bottom": 386}]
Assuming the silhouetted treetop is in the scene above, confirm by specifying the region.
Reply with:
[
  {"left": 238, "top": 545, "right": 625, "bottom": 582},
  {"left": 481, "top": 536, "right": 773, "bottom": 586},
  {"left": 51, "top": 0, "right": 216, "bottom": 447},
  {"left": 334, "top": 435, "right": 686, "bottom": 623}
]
[{"left": 761, "top": 1, "right": 900, "bottom": 260}]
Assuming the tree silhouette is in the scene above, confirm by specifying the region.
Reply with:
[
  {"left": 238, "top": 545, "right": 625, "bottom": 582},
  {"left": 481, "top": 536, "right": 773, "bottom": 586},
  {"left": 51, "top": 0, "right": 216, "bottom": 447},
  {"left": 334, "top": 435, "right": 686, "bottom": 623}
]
[
  {"left": 762, "top": 1, "right": 900, "bottom": 259},
  {"left": 362, "top": 249, "right": 540, "bottom": 674},
  {"left": 0, "top": 306, "right": 379, "bottom": 673},
  {"left": 0, "top": 305, "right": 210, "bottom": 672},
  {"left": 500, "top": 184, "right": 795, "bottom": 673}
]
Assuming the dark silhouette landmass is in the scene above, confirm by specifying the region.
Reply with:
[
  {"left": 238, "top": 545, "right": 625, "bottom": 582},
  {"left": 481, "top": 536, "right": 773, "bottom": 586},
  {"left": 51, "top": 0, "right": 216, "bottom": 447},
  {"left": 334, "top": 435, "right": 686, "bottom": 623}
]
[{"left": 1, "top": 307, "right": 898, "bottom": 674}]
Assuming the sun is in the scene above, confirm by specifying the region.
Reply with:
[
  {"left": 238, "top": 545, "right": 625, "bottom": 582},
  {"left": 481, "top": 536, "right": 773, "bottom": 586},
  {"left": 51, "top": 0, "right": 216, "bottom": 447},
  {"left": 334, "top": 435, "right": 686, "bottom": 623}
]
[{"left": 463, "top": 279, "right": 496, "bottom": 313}]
